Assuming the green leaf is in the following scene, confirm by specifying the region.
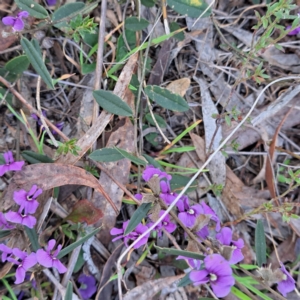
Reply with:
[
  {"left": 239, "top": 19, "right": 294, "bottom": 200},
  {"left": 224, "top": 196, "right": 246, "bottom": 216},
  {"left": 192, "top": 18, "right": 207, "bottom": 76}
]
[
  {"left": 81, "top": 62, "right": 96, "bottom": 74},
  {"left": 22, "top": 150, "right": 54, "bottom": 164},
  {"left": 124, "top": 203, "right": 152, "bottom": 235},
  {"left": 57, "top": 227, "right": 101, "bottom": 259},
  {"left": 115, "top": 147, "right": 147, "bottom": 165},
  {"left": 145, "top": 85, "right": 189, "bottom": 112},
  {"left": 255, "top": 219, "right": 266, "bottom": 267},
  {"left": 167, "top": 0, "right": 211, "bottom": 18},
  {"left": 231, "top": 286, "right": 252, "bottom": 300},
  {"left": 25, "top": 227, "right": 40, "bottom": 251},
  {"left": 177, "top": 273, "right": 193, "bottom": 287},
  {"left": 73, "top": 250, "right": 85, "bottom": 273},
  {"left": 145, "top": 113, "right": 167, "bottom": 128},
  {"left": 5, "top": 55, "right": 30, "bottom": 75},
  {"left": 20, "top": 38, "right": 54, "bottom": 90},
  {"left": 93, "top": 90, "right": 133, "bottom": 116},
  {"left": 52, "top": 2, "right": 85, "bottom": 32},
  {"left": 89, "top": 148, "right": 123, "bottom": 162},
  {"left": 141, "top": 0, "right": 156, "bottom": 7},
  {"left": 143, "top": 154, "right": 163, "bottom": 169},
  {"left": 0, "top": 230, "right": 11, "bottom": 239},
  {"left": 64, "top": 282, "right": 73, "bottom": 300},
  {"left": 0, "top": 154, "right": 5, "bottom": 164},
  {"left": 125, "top": 17, "right": 149, "bottom": 31},
  {"left": 15, "top": 0, "right": 49, "bottom": 19},
  {"left": 155, "top": 245, "right": 205, "bottom": 260},
  {"left": 116, "top": 30, "right": 136, "bottom": 62},
  {"left": 170, "top": 22, "right": 185, "bottom": 41},
  {"left": 163, "top": 146, "right": 196, "bottom": 154},
  {"left": 170, "top": 174, "right": 197, "bottom": 193}
]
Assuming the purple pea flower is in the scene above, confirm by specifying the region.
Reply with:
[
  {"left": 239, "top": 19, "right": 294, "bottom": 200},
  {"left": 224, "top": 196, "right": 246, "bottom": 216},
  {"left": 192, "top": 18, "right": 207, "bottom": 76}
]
[
  {"left": 277, "top": 263, "right": 295, "bottom": 297},
  {"left": 216, "top": 227, "right": 244, "bottom": 264},
  {"left": 160, "top": 180, "right": 178, "bottom": 205},
  {"left": 0, "top": 151, "right": 24, "bottom": 176},
  {"left": 36, "top": 239, "right": 67, "bottom": 273},
  {"left": 31, "top": 111, "right": 64, "bottom": 135},
  {"left": 190, "top": 254, "right": 235, "bottom": 298},
  {"left": 2, "top": 11, "right": 29, "bottom": 31},
  {"left": 0, "top": 212, "right": 14, "bottom": 230},
  {"left": 47, "top": 0, "right": 57, "bottom": 5},
  {"left": 110, "top": 220, "right": 150, "bottom": 249},
  {"left": 7, "top": 249, "right": 37, "bottom": 284},
  {"left": 142, "top": 165, "right": 172, "bottom": 182},
  {"left": 286, "top": 25, "right": 300, "bottom": 36},
  {"left": 5, "top": 208, "right": 36, "bottom": 228},
  {"left": 78, "top": 274, "right": 97, "bottom": 300},
  {"left": 0, "top": 244, "right": 12, "bottom": 262},
  {"left": 13, "top": 185, "right": 42, "bottom": 214},
  {"left": 148, "top": 210, "right": 176, "bottom": 237},
  {"left": 176, "top": 256, "right": 202, "bottom": 270},
  {"left": 177, "top": 196, "right": 204, "bottom": 228}
]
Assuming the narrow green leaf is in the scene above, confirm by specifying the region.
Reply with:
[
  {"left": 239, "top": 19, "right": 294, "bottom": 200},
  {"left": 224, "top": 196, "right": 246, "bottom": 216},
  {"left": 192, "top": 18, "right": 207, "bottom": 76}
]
[
  {"left": 163, "top": 146, "right": 196, "bottom": 154},
  {"left": 143, "top": 154, "right": 163, "bottom": 169},
  {"left": 115, "top": 147, "right": 147, "bottom": 165},
  {"left": 15, "top": 0, "right": 49, "bottom": 19},
  {"left": 0, "top": 230, "right": 11, "bottom": 239},
  {"left": 93, "top": 90, "right": 133, "bottom": 116},
  {"left": 155, "top": 245, "right": 205, "bottom": 260},
  {"left": 22, "top": 150, "right": 54, "bottom": 164},
  {"left": 141, "top": 0, "right": 156, "bottom": 7},
  {"left": 167, "top": 0, "right": 211, "bottom": 18},
  {"left": 25, "top": 227, "right": 40, "bottom": 251},
  {"left": 57, "top": 227, "right": 101, "bottom": 259},
  {"left": 170, "top": 174, "right": 197, "bottom": 193},
  {"left": 145, "top": 85, "right": 189, "bottom": 112},
  {"left": 5, "top": 55, "right": 30, "bottom": 75},
  {"left": 64, "top": 282, "right": 73, "bottom": 300},
  {"left": 255, "top": 219, "right": 266, "bottom": 267},
  {"left": 125, "top": 17, "right": 149, "bottom": 31},
  {"left": 124, "top": 203, "right": 152, "bottom": 235},
  {"left": 177, "top": 273, "right": 193, "bottom": 287},
  {"left": 52, "top": 2, "right": 85, "bottom": 31},
  {"left": 145, "top": 113, "right": 167, "bottom": 128},
  {"left": 231, "top": 286, "right": 252, "bottom": 300},
  {"left": 89, "top": 148, "right": 123, "bottom": 162},
  {"left": 20, "top": 38, "right": 54, "bottom": 89}
]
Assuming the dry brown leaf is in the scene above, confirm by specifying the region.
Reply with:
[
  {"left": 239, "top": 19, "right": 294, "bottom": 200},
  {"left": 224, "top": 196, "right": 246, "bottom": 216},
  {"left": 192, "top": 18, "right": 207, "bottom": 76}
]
[
  {"left": 3, "top": 163, "right": 117, "bottom": 214},
  {"left": 93, "top": 118, "right": 135, "bottom": 245},
  {"left": 123, "top": 274, "right": 184, "bottom": 300},
  {"left": 55, "top": 52, "right": 138, "bottom": 165},
  {"left": 166, "top": 78, "right": 191, "bottom": 97},
  {"left": 266, "top": 108, "right": 293, "bottom": 201}
]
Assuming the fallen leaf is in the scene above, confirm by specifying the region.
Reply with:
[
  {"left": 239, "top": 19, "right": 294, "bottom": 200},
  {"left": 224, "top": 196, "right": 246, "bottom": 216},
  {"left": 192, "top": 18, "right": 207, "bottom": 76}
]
[
  {"left": 66, "top": 199, "right": 104, "bottom": 225},
  {"left": 3, "top": 163, "right": 118, "bottom": 214},
  {"left": 166, "top": 78, "right": 190, "bottom": 97},
  {"left": 123, "top": 274, "right": 184, "bottom": 300}
]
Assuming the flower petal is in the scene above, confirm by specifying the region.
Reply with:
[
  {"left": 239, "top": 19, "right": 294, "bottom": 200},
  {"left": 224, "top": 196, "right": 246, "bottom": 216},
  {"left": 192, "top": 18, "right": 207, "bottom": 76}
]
[
  {"left": 110, "top": 227, "right": 123, "bottom": 236},
  {"left": 5, "top": 211, "right": 23, "bottom": 225},
  {"left": 36, "top": 249, "right": 53, "bottom": 268},
  {"left": 13, "top": 189, "right": 27, "bottom": 204},
  {"left": 47, "top": 239, "right": 56, "bottom": 252},
  {"left": 8, "top": 161, "right": 24, "bottom": 172},
  {"left": 52, "top": 258, "right": 67, "bottom": 273},
  {"left": 18, "top": 11, "right": 29, "bottom": 18},
  {"left": 13, "top": 18, "right": 24, "bottom": 31},
  {"left": 216, "top": 227, "right": 232, "bottom": 246},
  {"left": 2, "top": 16, "right": 15, "bottom": 26},
  {"left": 22, "top": 253, "right": 37, "bottom": 270},
  {"left": 22, "top": 215, "right": 36, "bottom": 228},
  {"left": 15, "top": 266, "right": 26, "bottom": 284},
  {"left": 190, "top": 270, "right": 209, "bottom": 285},
  {"left": 0, "top": 165, "right": 9, "bottom": 176}
]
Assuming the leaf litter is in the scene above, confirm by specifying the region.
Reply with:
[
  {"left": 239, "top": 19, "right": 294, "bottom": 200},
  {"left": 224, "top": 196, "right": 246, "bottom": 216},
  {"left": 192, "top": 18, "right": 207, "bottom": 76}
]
[{"left": 0, "top": 0, "right": 299, "bottom": 299}]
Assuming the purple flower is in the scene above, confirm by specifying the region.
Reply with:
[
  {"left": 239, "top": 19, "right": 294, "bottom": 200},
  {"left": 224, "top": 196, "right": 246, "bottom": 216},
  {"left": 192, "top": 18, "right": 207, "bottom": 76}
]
[
  {"left": 110, "top": 220, "right": 150, "bottom": 249},
  {"left": 160, "top": 181, "right": 178, "bottom": 205},
  {"left": 13, "top": 185, "right": 42, "bottom": 214},
  {"left": 277, "top": 263, "right": 295, "bottom": 297},
  {"left": 0, "top": 212, "right": 14, "bottom": 230},
  {"left": 31, "top": 111, "right": 64, "bottom": 135},
  {"left": 47, "top": 0, "right": 57, "bottom": 5},
  {"left": 36, "top": 239, "right": 67, "bottom": 273},
  {"left": 0, "top": 244, "right": 12, "bottom": 262},
  {"left": 5, "top": 208, "right": 36, "bottom": 228},
  {"left": 148, "top": 210, "right": 176, "bottom": 237},
  {"left": 177, "top": 196, "right": 204, "bottom": 228},
  {"left": 216, "top": 227, "right": 244, "bottom": 264},
  {"left": 286, "top": 25, "right": 300, "bottom": 36},
  {"left": 7, "top": 249, "right": 37, "bottom": 284},
  {"left": 0, "top": 151, "right": 24, "bottom": 176},
  {"left": 190, "top": 254, "right": 234, "bottom": 298},
  {"left": 78, "top": 274, "right": 97, "bottom": 300},
  {"left": 142, "top": 165, "right": 172, "bottom": 182},
  {"left": 176, "top": 256, "right": 202, "bottom": 270},
  {"left": 2, "top": 11, "right": 29, "bottom": 31}
]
